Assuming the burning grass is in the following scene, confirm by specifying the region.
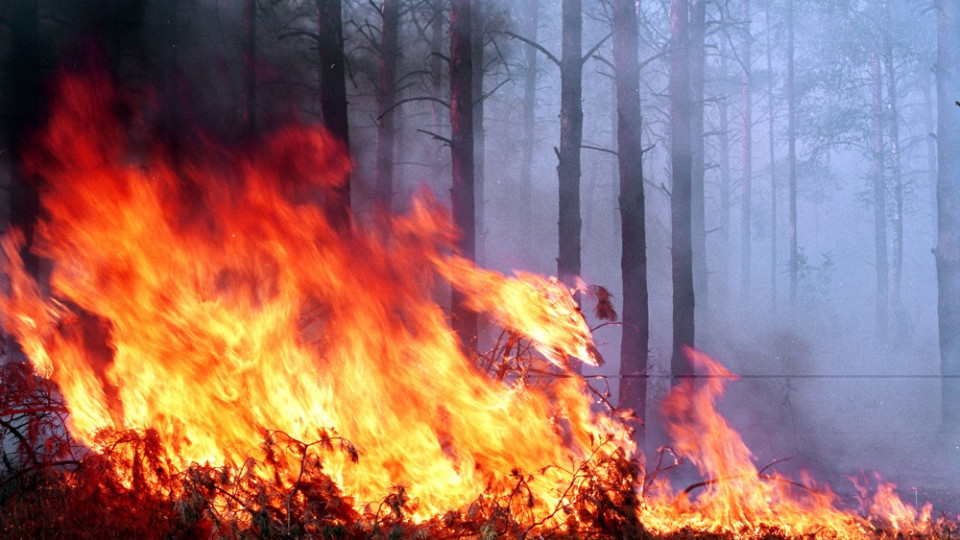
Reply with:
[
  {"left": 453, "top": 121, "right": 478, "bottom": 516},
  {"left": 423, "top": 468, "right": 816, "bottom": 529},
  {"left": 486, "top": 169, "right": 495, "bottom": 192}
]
[{"left": 0, "top": 72, "right": 957, "bottom": 538}]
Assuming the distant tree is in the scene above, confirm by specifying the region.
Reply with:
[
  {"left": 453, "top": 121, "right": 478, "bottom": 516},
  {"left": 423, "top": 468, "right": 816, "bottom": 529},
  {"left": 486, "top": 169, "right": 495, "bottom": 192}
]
[
  {"left": 787, "top": 0, "right": 797, "bottom": 306},
  {"left": 612, "top": 0, "right": 649, "bottom": 434},
  {"left": 449, "top": 0, "right": 477, "bottom": 349},
  {"left": 871, "top": 52, "right": 889, "bottom": 336},
  {"left": 317, "top": 0, "right": 352, "bottom": 227},
  {"left": 936, "top": 0, "right": 960, "bottom": 428},
  {"left": 670, "top": 0, "right": 695, "bottom": 378},
  {"left": 690, "top": 0, "right": 707, "bottom": 328},
  {"left": 740, "top": 0, "right": 753, "bottom": 300},
  {"left": 882, "top": 0, "right": 906, "bottom": 340}
]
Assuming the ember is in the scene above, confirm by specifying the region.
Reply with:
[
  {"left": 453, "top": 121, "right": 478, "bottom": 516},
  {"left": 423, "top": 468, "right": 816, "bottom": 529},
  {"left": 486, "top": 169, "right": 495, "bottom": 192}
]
[{"left": 0, "top": 73, "right": 954, "bottom": 539}]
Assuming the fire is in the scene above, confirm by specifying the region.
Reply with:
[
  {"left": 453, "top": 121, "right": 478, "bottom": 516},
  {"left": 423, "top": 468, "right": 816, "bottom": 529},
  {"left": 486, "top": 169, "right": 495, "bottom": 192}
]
[
  {"left": 0, "top": 72, "right": 627, "bottom": 523},
  {"left": 0, "top": 72, "right": 948, "bottom": 537}
]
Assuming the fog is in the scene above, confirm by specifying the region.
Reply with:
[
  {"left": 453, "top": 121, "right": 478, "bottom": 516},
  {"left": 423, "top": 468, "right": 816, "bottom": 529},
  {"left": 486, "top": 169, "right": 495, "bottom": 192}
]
[{"left": 0, "top": 0, "right": 955, "bottom": 512}]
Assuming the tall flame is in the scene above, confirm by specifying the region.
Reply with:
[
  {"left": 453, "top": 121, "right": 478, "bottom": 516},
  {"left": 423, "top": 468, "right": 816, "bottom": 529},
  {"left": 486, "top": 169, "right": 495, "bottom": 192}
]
[
  {"left": 0, "top": 72, "right": 627, "bottom": 521},
  {"left": 0, "top": 72, "right": 946, "bottom": 538}
]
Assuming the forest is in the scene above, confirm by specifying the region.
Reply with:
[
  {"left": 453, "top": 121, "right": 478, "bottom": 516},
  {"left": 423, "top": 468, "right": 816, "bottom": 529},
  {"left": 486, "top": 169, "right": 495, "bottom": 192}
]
[{"left": 0, "top": 0, "right": 959, "bottom": 538}]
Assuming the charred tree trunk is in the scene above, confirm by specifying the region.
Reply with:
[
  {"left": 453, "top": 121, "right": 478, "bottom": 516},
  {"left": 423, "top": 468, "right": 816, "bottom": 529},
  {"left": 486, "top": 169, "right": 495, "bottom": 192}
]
[
  {"left": 670, "top": 0, "right": 694, "bottom": 378},
  {"left": 690, "top": 0, "right": 707, "bottom": 328},
  {"left": 557, "top": 0, "right": 583, "bottom": 289},
  {"left": 375, "top": 0, "right": 400, "bottom": 209},
  {"left": 787, "top": 0, "right": 798, "bottom": 307},
  {"left": 883, "top": 0, "right": 906, "bottom": 340},
  {"left": 740, "top": 0, "right": 753, "bottom": 300},
  {"left": 520, "top": 0, "right": 538, "bottom": 267},
  {"left": 871, "top": 53, "right": 889, "bottom": 338},
  {"left": 317, "top": 0, "right": 352, "bottom": 227},
  {"left": 936, "top": 0, "right": 960, "bottom": 428},
  {"left": 613, "top": 0, "right": 649, "bottom": 433},
  {"left": 449, "top": 0, "right": 477, "bottom": 350},
  {"left": 242, "top": 0, "right": 256, "bottom": 140}
]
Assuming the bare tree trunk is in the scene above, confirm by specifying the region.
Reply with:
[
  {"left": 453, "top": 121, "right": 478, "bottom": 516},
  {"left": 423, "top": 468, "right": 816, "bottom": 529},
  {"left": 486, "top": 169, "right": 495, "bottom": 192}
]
[
  {"left": 472, "top": 1, "right": 486, "bottom": 265},
  {"left": 557, "top": 0, "right": 583, "bottom": 289},
  {"left": 740, "top": 0, "right": 753, "bottom": 300},
  {"left": 450, "top": 0, "right": 477, "bottom": 350},
  {"left": 670, "top": 0, "right": 695, "bottom": 378},
  {"left": 690, "top": 0, "right": 707, "bottom": 330},
  {"left": 765, "top": 0, "right": 777, "bottom": 312},
  {"left": 613, "top": 0, "right": 648, "bottom": 436},
  {"left": 883, "top": 0, "right": 906, "bottom": 340},
  {"left": 936, "top": 0, "right": 960, "bottom": 428},
  {"left": 787, "top": 0, "right": 798, "bottom": 307},
  {"left": 718, "top": 37, "right": 732, "bottom": 309},
  {"left": 317, "top": 0, "right": 352, "bottom": 227},
  {"left": 520, "top": 0, "right": 538, "bottom": 268},
  {"left": 375, "top": 0, "right": 400, "bottom": 209},
  {"left": 242, "top": 0, "right": 256, "bottom": 140},
  {"left": 871, "top": 53, "right": 889, "bottom": 338}
]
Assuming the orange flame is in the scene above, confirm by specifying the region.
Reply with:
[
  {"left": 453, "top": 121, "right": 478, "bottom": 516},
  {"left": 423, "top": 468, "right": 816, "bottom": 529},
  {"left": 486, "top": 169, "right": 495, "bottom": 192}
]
[
  {"left": 0, "top": 73, "right": 627, "bottom": 522},
  {"left": 0, "top": 73, "right": 945, "bottom": 537}
]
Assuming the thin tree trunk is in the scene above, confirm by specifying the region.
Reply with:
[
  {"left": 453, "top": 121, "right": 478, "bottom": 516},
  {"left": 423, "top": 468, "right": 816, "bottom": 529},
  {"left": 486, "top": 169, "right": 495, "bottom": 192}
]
[
  {"left": 670, "top": 0, "right": 695, "bottom": 378},
  {"left": 317, "top": 0, "right": 352, "bottom": 227},
  {"left": 613, "top": 0, "right": 648, "bottom": 435},
  {"left": 557, "top": 0, "right": 583, "bottom": 289},
  {"left": 242, "top": 0, "right": 256, "bottom": 140},
  {"left": 787, "top": 0, "right": 797, "bottom": 307},
  {"left": 765, "top": 0, "right": 777, "bottom": 312},
  {"left": 520, "top": 0, "right": 538, "bottom": 267},
  {"left": 449, "top": 0, "right": 477, "bottom": 350},
  {"left": 936, "top": 0, "right": 960, "bottom": 428},
  {"left": 740, "top": 0, "right": 753, "bottom": 300},
  {"left": 871, "top": 53, "right": 889, "bottom": 338},
  {"left": 883, "top": 0, "right": 906, "bottom": 339},
  {"left": 472, "top": 1, "right": 486, "bottom": 265},
  {"left": 690, "top": 0, "right": 707, "bottom": 330},
  {"left": 375, "top": 0, "right": 400, "bottom": 209},
  {"left": 718, "top": 36, "right": 732, "bottom": 308}
]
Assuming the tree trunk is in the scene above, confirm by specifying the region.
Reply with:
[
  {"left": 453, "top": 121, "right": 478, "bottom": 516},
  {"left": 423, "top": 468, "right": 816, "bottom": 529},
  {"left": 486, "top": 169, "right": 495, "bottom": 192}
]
[
  {"left": 718, "top": 36, "right": 732, "bottom": 309},
  {"left": 317, "top": 0, "right": 352, "bottom": 227},
  {"left": 787, "top": 0, "right": 798, "bottom": 307},
  {"left": 375, "top": 0, "right": 400, "bottom": 209},
  {"left": 520, "top": 0, "right": 538, "bottom": 267},
  {"left": 765, "top": 0, "right": 777, "bottom": 312},
  {"left": 449, "top": 0, "right": 477, "bottom": 350},
  {"left": 936, "top": 0, "right": 960, "bottom": 428},
  {"left": 557, "top": 0, "right": 583, "bottom": 290},
  {"left": 871, "top": 53, "right": 889, "bottom": 338},
  {"left": 883, "top": 0, "right": 906, "bottom": 340},
  {"left": 613, "top": 0, "right": 649, "bottom": 435},
  {"left": 670, "top": 0, "right": 694, "bottom": 378},
  {"left": 242, "top": 0, "right": 256, "bottom": 140},
  {"left": 472, "top": 1, "right": 486, "bottom": 265},
  {"left": 690, "top": 0, "right": 707, "bottom": 329},
  {"left": 740, "top": 0, "right": 753, "bottom": 300}
]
